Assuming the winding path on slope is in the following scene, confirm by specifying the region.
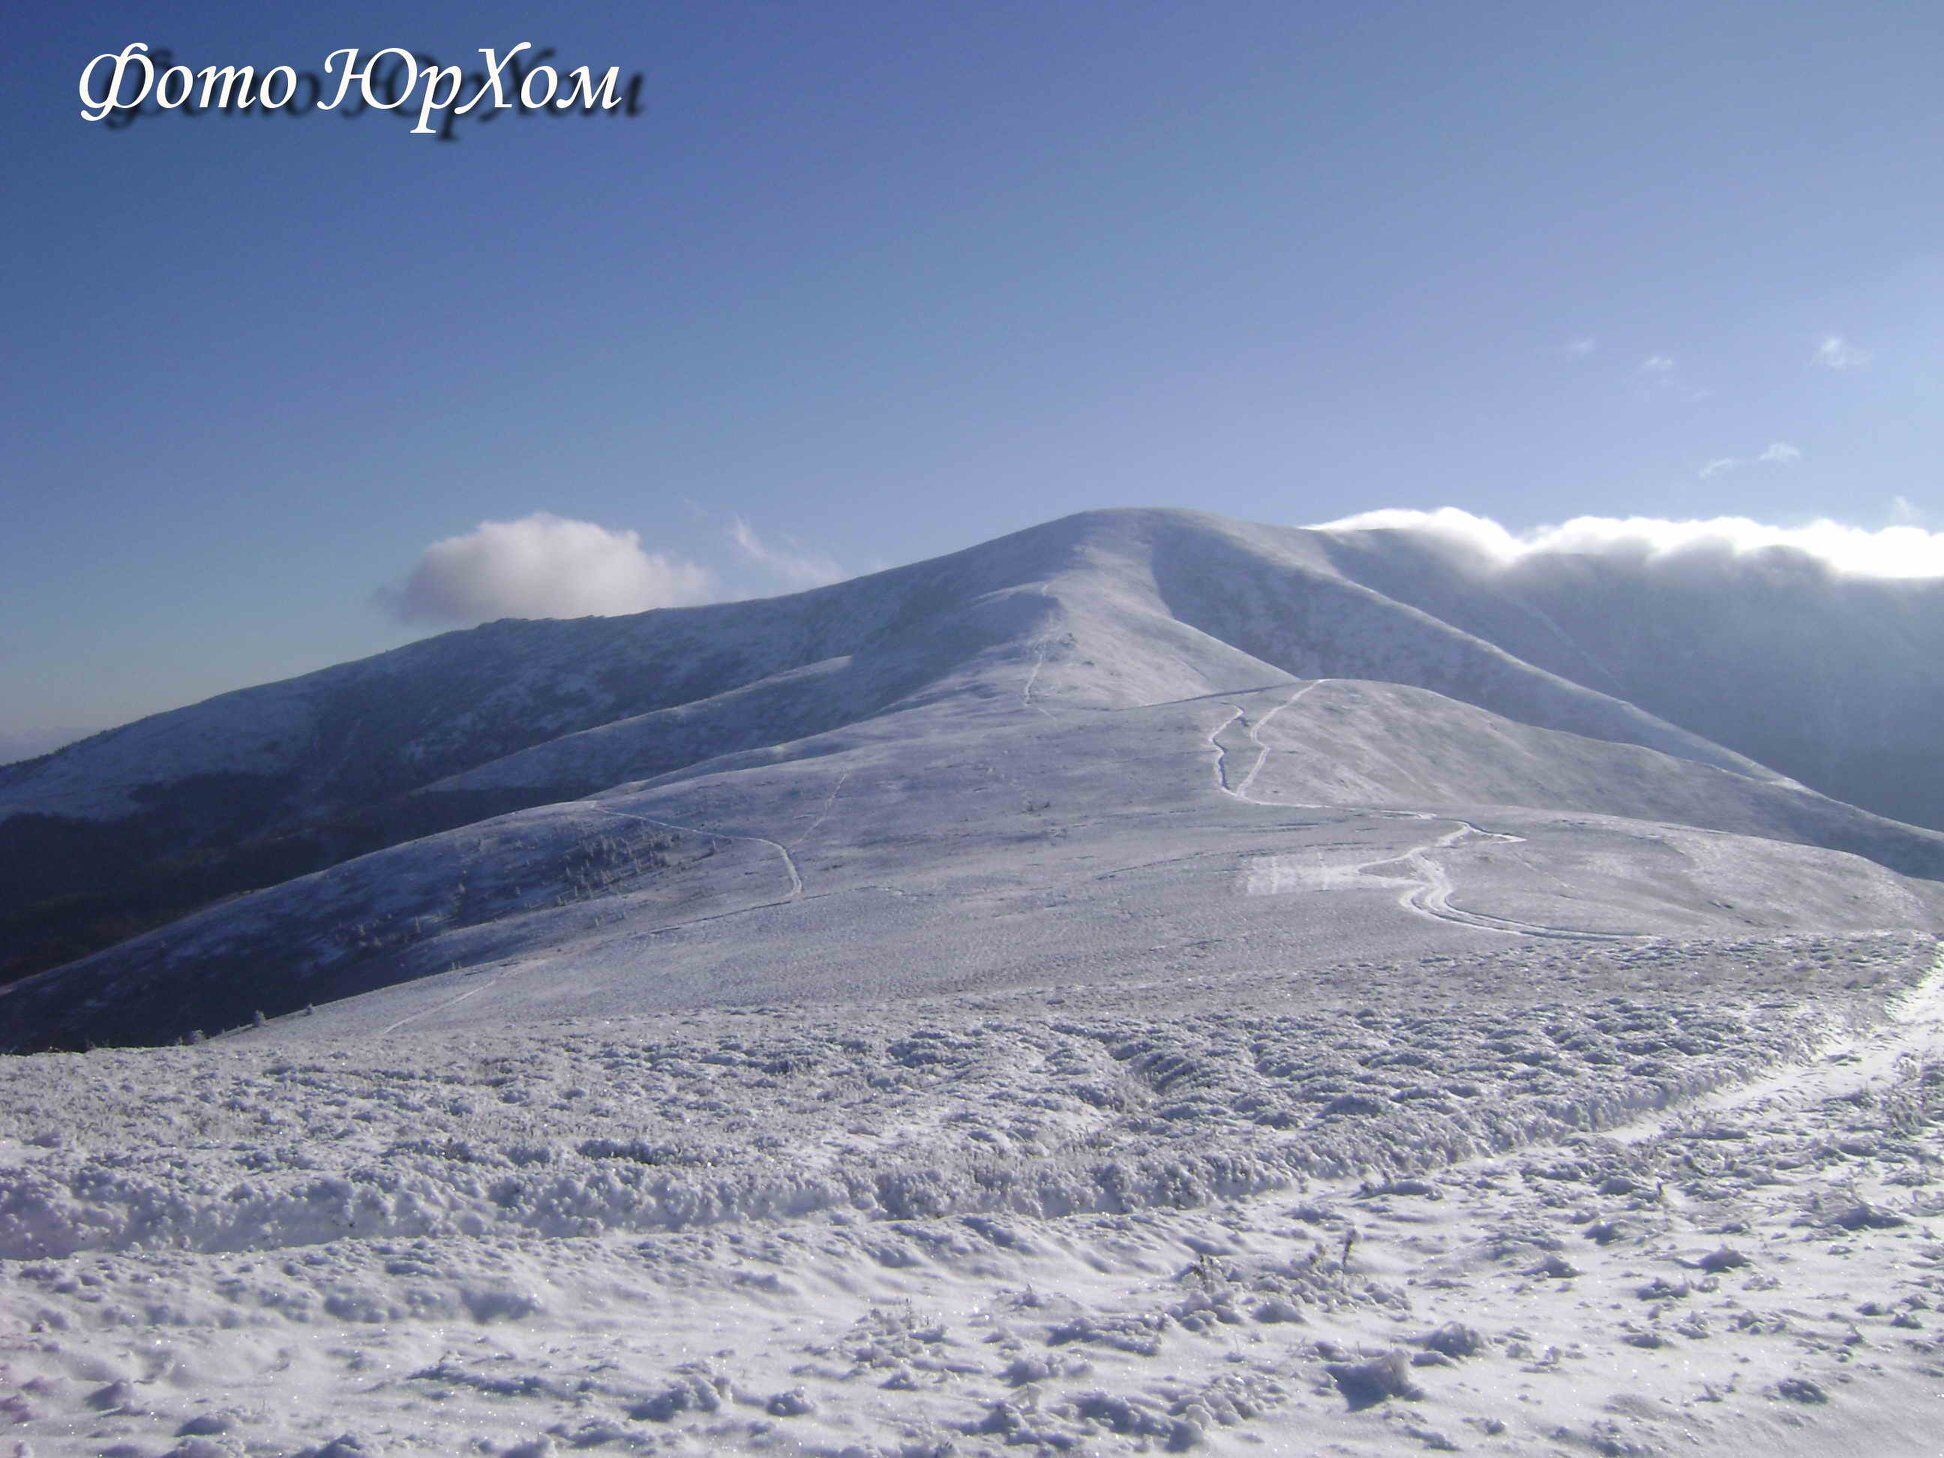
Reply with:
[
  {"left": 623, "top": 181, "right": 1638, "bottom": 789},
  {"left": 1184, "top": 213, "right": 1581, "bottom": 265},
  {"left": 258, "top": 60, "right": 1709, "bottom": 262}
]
[
  {"left": 1235, "top": 680, "right": 1327, "bottom": 799},
  {"left": 1208, "top": 681, "right": 1322, "bottom": 805},
  {"left": 1207, "top": 705, "right": 1247, "bottom": 796},
  {"left": 1365, "top": 822, "right": 1637, "bottom": 942},
  {"left": 376, "top": 966, "right": 510, "bottom": 1035},
  {"left": 791, "top": 770, "right": 852, "bottom": 849},
  {"left": 1210, "top": 679, "right": 1643, "bottom": 942},
  {"left": 1020, "top": 586, "right": 1061, "bottom": 719}
]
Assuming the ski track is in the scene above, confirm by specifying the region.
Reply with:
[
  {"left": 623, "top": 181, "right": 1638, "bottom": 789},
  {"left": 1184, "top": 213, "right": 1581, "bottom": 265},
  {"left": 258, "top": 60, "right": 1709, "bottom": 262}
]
[{"left": 1211, "top": 680, "right": 1644, "bottom": 944}]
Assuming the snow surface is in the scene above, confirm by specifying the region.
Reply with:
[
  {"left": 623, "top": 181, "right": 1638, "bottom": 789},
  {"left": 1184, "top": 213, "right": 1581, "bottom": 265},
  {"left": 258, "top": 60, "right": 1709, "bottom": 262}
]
[
  {"left": 4, "top": 509, "right": 1944, "bottom": 1453},
  {"left": 8, "top": 678, "right": 1940, "bottom": 1050},
  {"left": 0, "top": 507, "right": 1809, "bottom": 830},
  {"left": 3, "top": 940, "right": 1940, "bottom": 1455}
]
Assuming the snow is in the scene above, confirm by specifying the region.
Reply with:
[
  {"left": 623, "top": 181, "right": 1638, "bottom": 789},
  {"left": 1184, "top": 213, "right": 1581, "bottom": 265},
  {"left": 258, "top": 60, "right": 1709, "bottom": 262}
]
[
  {"left": 2, "top": 941, "right": 1939, "bottom": 1454},
  {"left": 0, "top": 505, "right": 1831, "bottom": 830},
  {"left": 7, "top": 673, "right": 1938, "bottom": 1052},
  {"left": 3, "top": 508, "right": 1943, "bottom": 1454},
  {"left": 1310, "top": 514, "right": 1944, "bottom": 829}
]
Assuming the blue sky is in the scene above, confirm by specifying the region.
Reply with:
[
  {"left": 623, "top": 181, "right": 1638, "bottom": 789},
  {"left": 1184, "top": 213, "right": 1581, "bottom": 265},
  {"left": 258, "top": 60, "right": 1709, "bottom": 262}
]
[{"left": 4, "top": 1, "right": 1939, "bottom": 749}]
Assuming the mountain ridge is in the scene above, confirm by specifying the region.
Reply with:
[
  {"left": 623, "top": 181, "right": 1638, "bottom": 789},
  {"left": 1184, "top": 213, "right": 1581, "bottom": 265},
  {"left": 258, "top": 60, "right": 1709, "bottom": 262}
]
[{"left": 2, "top": 506, "right": 1939, "bottom": 1015}]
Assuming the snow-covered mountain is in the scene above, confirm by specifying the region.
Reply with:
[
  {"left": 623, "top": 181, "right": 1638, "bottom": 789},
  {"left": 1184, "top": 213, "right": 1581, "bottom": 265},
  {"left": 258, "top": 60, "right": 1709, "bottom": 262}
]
[
  {"left": 8, "top": 512, "right": 1944, "bottom": 1458},
  {"left": 1310, "top": 520, "right": 1944, "bottom": 830},
  {"left": 0, "top": 509, "right": 1777, "bottom": 821},
  {"left": 3, "top": 507, "right": 1940, "bottom": 1048}
]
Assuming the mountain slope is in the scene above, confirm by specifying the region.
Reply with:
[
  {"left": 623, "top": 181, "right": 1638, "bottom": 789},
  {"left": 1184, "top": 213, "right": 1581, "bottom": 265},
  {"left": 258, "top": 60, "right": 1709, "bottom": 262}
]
[
  {"left": 5, "top": 672, "right": 1940, "bottom": 1051},
  {"left": 1311, "top": 522, "right": 1944, "bottom": 828},
  {"left": 1, "top": 507, "right": 1938, "bottom": 1020},
  {"left": 0, "top": 509, "right": 1774, "bottom": 824},
  {"left": 0, "top": 508, "right": 1785, "bottom": 988}
]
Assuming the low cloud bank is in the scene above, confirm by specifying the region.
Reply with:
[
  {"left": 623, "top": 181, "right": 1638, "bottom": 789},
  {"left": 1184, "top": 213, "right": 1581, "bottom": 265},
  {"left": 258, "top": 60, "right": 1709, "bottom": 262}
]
[
  {"left": 1316, "top": 507, "right": 1944, "bottom": 580},
  {"left": 381, "top": 513, "right": 716, "bottom": 625}
]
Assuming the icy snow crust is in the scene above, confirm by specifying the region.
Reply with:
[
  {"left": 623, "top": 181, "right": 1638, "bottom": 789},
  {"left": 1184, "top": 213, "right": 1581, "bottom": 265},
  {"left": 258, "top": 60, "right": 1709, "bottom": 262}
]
[
  {"left": 4, "top": 509, "right": 1944, "bottom": 1452},
  {"left": 3, "top": 941, "right": 1942, "bottom": 1455},
  {"left": 0, "top": 941, "right": 1912, "bottom": 1261}
]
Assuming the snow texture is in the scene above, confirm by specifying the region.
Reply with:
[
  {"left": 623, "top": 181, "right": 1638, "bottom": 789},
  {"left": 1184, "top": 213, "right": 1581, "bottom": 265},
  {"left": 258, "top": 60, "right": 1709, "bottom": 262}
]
[{"left": 3, "top": 508, "right": 1943, "bottom": 1454}]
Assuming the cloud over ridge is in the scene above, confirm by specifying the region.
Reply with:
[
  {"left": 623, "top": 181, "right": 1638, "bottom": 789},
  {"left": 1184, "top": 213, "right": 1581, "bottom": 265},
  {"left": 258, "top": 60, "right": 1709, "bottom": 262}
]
[
  {"left": 1316, "top": 507, "right": 1944, "bottom": 580},
  {"left": 381, "top": 513, "right": 717, "bottom": 626}
]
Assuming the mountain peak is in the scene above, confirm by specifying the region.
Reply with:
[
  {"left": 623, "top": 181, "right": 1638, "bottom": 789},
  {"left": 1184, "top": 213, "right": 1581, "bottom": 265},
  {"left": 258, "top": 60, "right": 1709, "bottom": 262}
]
[{"left": 2, "top": 507, "right": 1940, "bottom": 1025}]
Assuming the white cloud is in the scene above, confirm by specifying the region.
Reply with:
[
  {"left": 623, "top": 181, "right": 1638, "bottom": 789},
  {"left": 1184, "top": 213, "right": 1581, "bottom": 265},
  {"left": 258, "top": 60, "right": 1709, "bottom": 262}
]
[
  {"left": 380, "top": 513, "right": 716, "bottom": 625},
  {"left": 729, "top": 517, "right": 847, "bottom": 590},
  {"left": 1636, "top": 354, "right": 1709, "bottom": 401},
  {"left": 1815, "top": 335, "right": 1869, "bottom": 370},
  {"left": 1314, "top": 507, "right": 1944, "bottom": 580},
  {"left": 1696, "top": 441, "right": 1802, "bottom": 479},
  {"left": 1564, "top": 337, "right": 1597, "bottom": 358},
  {"left": 1702, "top": 439, "right": 1804, "bottom": 480}
]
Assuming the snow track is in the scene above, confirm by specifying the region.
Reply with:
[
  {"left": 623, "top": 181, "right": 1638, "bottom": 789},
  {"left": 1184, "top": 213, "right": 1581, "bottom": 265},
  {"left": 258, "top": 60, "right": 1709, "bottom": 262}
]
[
  {"left": 1371, "top": 822, "right": 1639, "bottom": 941},
  {"left": 1234, "top": 679, "right": 1327, "bottom": 799},
  {"left": 384, "top": 797, "right": 817, "bottom": 1034},
  {"left": 377, "top": 963, "right": 522, "bottom": 1037},
  {"left": 790, "top": 769, "right": 851, "bottom": 849},
  {"left": 1211, "top": 682, "right": 1644, "bottom": 942},
  {"left": 1022, "top": 644, "right": 1055, "bottom": 717},
  {"left": 1207, "top": 704, "right": 1246, "bottom": 796},
  {"left": 592, "top": 801, "right": 804, "bottom": 902},
  {"left": 6, "top": 936, "right": 1939, "bottom": 1458},
  {"left": 1207, "top": 680, "right": 1316, "bottom": 805},
  {"left": 1612, "top": 938, "right": 1944, "bottom": 1142}
]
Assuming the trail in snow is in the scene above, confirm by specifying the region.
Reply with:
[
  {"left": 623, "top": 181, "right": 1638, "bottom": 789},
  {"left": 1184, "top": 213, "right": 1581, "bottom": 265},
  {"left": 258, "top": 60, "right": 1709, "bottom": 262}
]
[
  {"left": 1210, "top": 681, "right": 1643, "bottom": 943},
  {"left": 1021, "top": 645, "right": 1056, "bottom": 718},
  {"left": 1207, "top": 704, "right": 1246, "bottom": 796},
  {"left": 592, "top": 801, "right": 804, "bottom": 902},
  {"left": 1021, "top": 584, "right": 1060, "bottom": 718},
  {"left": 379, "top": 796, "right": 826, "bottom": 1033},
  {"left": 1211, "top": 679, "right": 1330, "bottom": 808},
  {"left": 1366, "top": 823, "right": 1638, "bottom": 942},
  {"left": 377, "top": 962, "right": 522, "bottom": 1036},
  {"left": 790, "top": 770, "right": 851, "bottom": 848},
  {"left": 1611, "top": 939, "right": 1944, "bottom": 1144},
  {"left": 1234, "top": 679, "right": 1327, "bottom": 799},
  {"left": 17, "top": 936, "right": 1937, "bottom": 1458}
]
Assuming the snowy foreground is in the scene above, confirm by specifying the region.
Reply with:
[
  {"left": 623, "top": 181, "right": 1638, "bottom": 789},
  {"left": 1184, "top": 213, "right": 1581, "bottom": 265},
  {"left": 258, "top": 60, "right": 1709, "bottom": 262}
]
[{"left": 4, "top": 935, "right": 1941, "bottom": 1456}]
